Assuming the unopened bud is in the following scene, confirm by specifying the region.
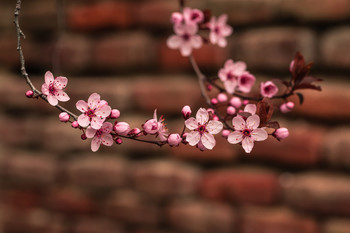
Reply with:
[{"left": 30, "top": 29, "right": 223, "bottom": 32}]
[
  {"left": 115, "top": 137, "right": 123, "bottom": 144},
  {"left": 280, "top": 101, "right": 294, "bottom": 113},
  {"left": 25, "top": 90, "right": 34, "bottom": 98},
  {"left": 71, "top": 121, "right": 79, "bottom": 128},
  {"left": 222, "top": 129, "right": 230, "bottom": 138},
  {"left": 129, "top": 128, "right": 141, "bottom": 137},
  {"left": 207, "top": 84, "right": 213, "bottom": 91},
  {"left": 59, "top": 112, "right": 70, "bottom": 122},
  {"left": 81, "top": 133, "right": 87, "bottom": 140},
  {"left": 274, "top": 128, "right": 289, "bottom": 140},
  {"left": 181, "top": 105, "right": 192, "bottom": 119},
  {"left": 217, "top": 93, "right": 228, "bottom": 102},
  {"left": 211, "top": 98, "right": 218, "bottom": 105},
  {"left": 168, "top": 133, "right": 182, "bottom": 147},
  {"left": 114, "top": 122, "right": 131, "bottom": 136},
  {"left": 226, "top": 106, "right": 236, "bottom": 115},
  {"left": 110, "top": 109, "right": 120, "bottom": 119},
  {"left": 229, "top": 97, "right": 242, "bottom": 108},
  {"left": 212, "top": 115, "right": 219, "bottom": 121}
]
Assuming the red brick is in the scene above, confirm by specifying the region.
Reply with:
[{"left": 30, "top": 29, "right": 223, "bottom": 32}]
[
  {"left": 21, "top": 0, "right": 57, "bottom": 31},
  {"left": 104, "top": 190, "right": 159, "bottom": 226},
  {"left": 232, "top": 27, "right": 315, "bottom": 70},
  {"left": 66, "top": 156, "right": 128, "bottom": 188},
  {"left": 321, "top": 27, "right": 350, "bottom": 69},
  {"left": 199, "top": 167, "right": 280, "bottom": 205},
  {"left": 291, "top": 80, "right": 350, "bottom": 120},
  {"left": 166, "top": 200, "right": 236, "bottom": 233},
  {"left": 46, "top": 187, "right": 95, "bottom": 214},
  {"left": 323, "top": 218, "right": 350, "bottom": 233},
  {"left": 322, "top": 128, "right": 350, "bottom": 169},
  {"left": 250, "top": 122, "right": 324, "bottom": 167},
  {"left": 284, "top": 172, "right": 350, "bottom": 216},
  {"left": 135, "top": 1, "right": 178, "bottom": 27},
  {"left": 73, "top": 217, "right": 123, "bottom": 233},
  {"left": 130, "top": 160, "right": 200, "bottom": 198},
  {"left": 0, "top": 189, "right": 42, "bottom": 209},
  {"left": 92, "top": 33, "right": 156, "bottom": 71},
  {"left": 241, "top": 206, "right": 319, "bottom": 233},
  {"left": 67, "top": 1, "right": 134, "bottom": 30}
]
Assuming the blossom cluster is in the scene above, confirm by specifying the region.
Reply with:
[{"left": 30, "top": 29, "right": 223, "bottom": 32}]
[{"left": 23, "top": 2, "right": 322, "bottom": 154}]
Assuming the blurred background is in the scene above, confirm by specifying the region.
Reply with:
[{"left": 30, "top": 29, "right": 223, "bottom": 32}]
[{"left": 1, "top": 0, "right": 350, "bottom": 232}]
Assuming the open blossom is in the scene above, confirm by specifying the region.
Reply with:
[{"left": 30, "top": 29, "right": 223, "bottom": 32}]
[
  {"left": 167, "top": 23, "right": 202, "bottom": 56},
  {"left": 171, "top": 7, "right": 204, "bottom": 25},
  {"left": 86, "top": 122, "right": 113, "bottom": 152},
  {"left": 41, "top": 71, "right": 70, "bottom": 106},
  {"left": 207, "top": 14, "right": 233, "bottom": 47},
  {"left": 260, "top": 81, "right": 278, "bottom": 98},
  {"left": 143, "top": 110, "right": 168, "bottom": 141},
  {"left": 227, "top": 115, "right": 268, "bottom": 153},
  {"left": 218, "top": 59, "right": 247, "bottom": 94},
  {"left": 76, "top": 93, "right": 111, "bottom": 130},
  {"left": 238, "top": 72, "right": 256, "bottom": 93},
  {"left": 185, "top": 108, "right": 223, "bottom": 150}
]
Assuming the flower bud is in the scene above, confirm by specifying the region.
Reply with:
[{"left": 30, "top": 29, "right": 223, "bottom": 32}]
[
  {"left": 168, "top": 133, "right": 182, "bottom": 147},
  {"left": 115, "top": 137, "right": 123, "bottom": 144},
  {"left": 110, "top": 109, "right": 120, "bottom": 119},
  {"left": 129, "top": 128, "right": 141, "bottom": 137},
  {"left": 211, "top": 98, "right": 218, "bottom": 105},
  {"left": 230, "top": 97, "right": 242, "bottom": 108},
  {"left": 181, "top": 105, "right": 192, "bottom": 119},
  {"left": 143, "top": 119, "right": 159, "bottom": 134},
  {"left": 222, "top": 129, "right": 230, "bottom": 138},
  {"left": 217, "top": 93, "right": 228, "bottom": 102},
  {"left": 81, "top": 133, "right": 87, "bottom": 140},
  {"left": 212, "top": 115, "right": 219, "bottom": 121},
  {"left": 280, "top": 101, "right": 295, "bottom": 113},
  {"left": 71, "top": 121, "right": 79, "bottom": 128},
  {"left": 114, "top": 122, "right": 131, "bottom": 136},
  {"left": 25, "top": 90, "right": 34, "bottom": 98},
  {"left": 207, "top": 84, "right": 213, "bottom": 91},
  {"left": 59, "top": 112, "right": 70, "bottom": 122},
  {"left": 260, "top": 81, "right": 278, "bottom": 98},
  {"left": 226, "top": 106, "right": 236, "bottom": 115},
  {"left": 274, "top": 128, "right": 289, "bottom": 140},
  {"left": 243, "top": 100, "right": 249, "bottom": 105}
]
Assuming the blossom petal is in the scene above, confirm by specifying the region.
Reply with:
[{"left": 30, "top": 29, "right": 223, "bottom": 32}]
[
  {"left": 45, "top": 71, "right": 54, "bottom": 85},
  {"left": 201, "top": 132, "right": 216, "bottom": 150},
  {"left": 185, "top": 117, "right": 198, "bottom": 130},
  {"left": 186, "top": 131, "right": 201, "bottom": 146},
  {"left": 88, "top": 93, "right": 101, "bottom": 109},
  {"left": 224, "top": 80, "right": 237, "bottom": 94},
  {"left": 186, "top": 22, "right": 198, "bottom": 35},
  {"left": 232, "top": 116, "right": 245, "bottom": 131},
  {"left": 85, "top": 127, "right": 97, "bottom": 138},
  {"left": 227, "top": 131, "right": 243, "bottom": 144},
  {"left": 167, "top": 35, "right": 182, "bottom": 49},
  {"left": 210, "top": 32, "right": 218, "bottom": 44},
  {"left": 55, "top": 90, "right": 70, "bottom": 102},
  {"left": 180, "top": 43, "right": 192, "bottom": 56},
  {"left": 190, "top": 35, "right": 202, "bottom": 49},
  {"left": 217, "top": 37, "right": 227, "bottom": 48},
  {"left": 91, "top": 137, "right": 101, "bottom": 152},
  {"left": 206, "top": 120, "right": 223, "bottom": 134},
  {"left": 101, "top": 122, "right": 113, "bottom": 134},
  {"left": 90, "top": 116, "right": 104, "bottom": 130},
  {"left": 78, "top": 114, "right": 90, "bottom": 127},
  {"left": 246, "top": 115, "right": 260, "bottom": 130},
  {"left": 244, "top": 104, "right": 256, "bottom": 115},
  {"left": 174, "top": 23, "right": 185, "bottom": 35},
  {"left": 101, "top": 133, "right": 113, "bottom": 146},
  {"left": 41, "top": 83, "right": 49, "bottom": 95},
  {"left": 55, "top": 76, "right": 68, "bottom": 89},
  {"left": 76, "top": 100, "right": 88, "bottom": 112},
  {"left": 242, "top": 137, "right": 254, "bottom": 153},
  {"left": 251, "top": 128, "right": 268, "bottom": 141},
  {"left": 96, "top": 104, "right": 112, "bottom": 118},
  {"left": 196, "top": 108, "right": 209, "bottom": 125},
  {"left": 47, "top": 94, "right": 58, "bottom": 106}
]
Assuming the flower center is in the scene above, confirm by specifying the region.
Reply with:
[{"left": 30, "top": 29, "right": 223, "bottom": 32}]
[
  {"left": 95, "top": 129, "right": 103, "bottom": 138},
  {"left": 227, "top": 72, "right": 236, "bottom": 81},
  {"left": 182, "top": 33, "right": 190, "bottom": 41},
  {"left": 48, "top": 83, "right": 57, "bottom": 95},
  {"left": 198, "top": 124, "right": 207, "bottom": 135},
  {"left": 264, "top": 85, "right": 274, "bottom": 93},
  {"left": 214, "top": 26, "right": 220, "bottom": 34},
  {"left": 86, "top": 108, "right": 96, "bottom": 119},
  {"left": 243, "top": 129, "right": 251, "bottom": 137},
  {"left": 191, "top": 12, "right": 199, "bottom": 20}
]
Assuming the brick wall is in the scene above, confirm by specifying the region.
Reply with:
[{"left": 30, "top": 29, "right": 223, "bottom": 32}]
[{"left": 1, "top": 0, "right": 350, "bottom": 233}]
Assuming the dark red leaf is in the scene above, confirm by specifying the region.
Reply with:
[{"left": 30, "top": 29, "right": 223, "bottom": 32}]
[{"left": 265, "top": 121, "right": 280, "bottom": 129}]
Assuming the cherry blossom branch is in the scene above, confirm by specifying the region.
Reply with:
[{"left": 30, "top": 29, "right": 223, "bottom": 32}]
[{"left": 14, "top": 0, "right": 78, "bottom": 120}]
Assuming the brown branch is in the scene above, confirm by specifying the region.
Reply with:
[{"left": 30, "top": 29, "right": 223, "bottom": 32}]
[{"left": 14, "top": 0, "right": 78, "bottom": 120}]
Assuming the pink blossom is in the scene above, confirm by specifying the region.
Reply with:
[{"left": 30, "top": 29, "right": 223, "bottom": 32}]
[
  {"left": 237, "top": 72, "right": 256, "bottom": 93},
  {"left": 168, "top": 133, "right": 182, "bottom": 147},
  {"left": 280, "top": 102, "right": 295, "bottom": 113},
  {"left": 59, "top": 112, "right": 70, "bottom": 122},
  {"left": 227, "top": 115, "right": 268, "bottom": 153},
  {"left": 183, "top": 7, "right": 204, "bottom": 24},
  {"left": 171, "top": 12, "right": 183, "bottom": 24},
  {"left": 114, "top": 122, "right": 131, "bottom": 136},
  {"left": 41, "top": 71, "right": 70, "bottom": 106},
  {"left": 143, "top": 110, "right": 168, "bottom": 141},
  {"left": 218, "top": 59, "right": 247, "bottom": 94},
  {"left": 181, "top": 105, "right": 192, "bottom": 119},
  {"left": 243, "top": 104, "right": 256, "bottom": 115},
  {"left": 260, "top": 81, "right": 278, "bottom": 98},
  {"left": 185, "top": 108, "right": 223, "bottom": 150},
  {"left": 207, "top": 14, "right": 233, "bottom": 47},
  {"left": 76, "top": 93, "right": 111, "bottom": 130},
  {"left": 274, "top": 128, "right": 289, "bottom": 140},
  {"left": 86, "top": 122, "right": 113, "bottom": 152},
  {"left": 167, "top": 23, "right": 202, "bottom": 56}
]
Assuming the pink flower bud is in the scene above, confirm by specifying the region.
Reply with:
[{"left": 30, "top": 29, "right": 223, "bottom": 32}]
[
  {"left": 260, "top": 81, "right": 278, "bottom": 98},
  {"left": 129, "top": 128, "right": 141, "bottom": 137},
  {"left": 226, "top": 106, "right": 236, "bottom": 115},
  {"left": 280, "top": 101, "right": 295, "bottom": 113},
  {"left": 230, "top": 97, "right": 242, "bottom": 108},
  {"left": 222, "top": 129, "right": 230, "bottom": 138},
  {"left": 81, "top": 133, "right": 87, "bottom": 140},
  {"left": 71, "top": 121, "right": 79, "bottom": 128},
  {"left": 115, "top": 137, "right": 123, "bottom": 144},
  {"left": 114, "top": 122, "right": 131, "bottom": 136},
  {"left": 110, "top": 109, "right": 120, "bottom": 119},
  {"left": 25, "top": 90, "right": 34, "bottom": 98},
  {"left": 211, "top": 98, "right": 218, "bottom": 105},
  {"left": 143, "top": 119, "right": 159, "bottom": 134},
  {"left": 217, "top": 93, "right": 228, "bottom": 102},
  {"left": 243, "top": 100, "right": 249, "bottom": 105},
  {"left": 171, "top": 12, "right": 183, "bottom": 24},
  {"left": 59, "top": 112, "right": 70, "bottom": 122},
  {"left": 207, "top": 84, "right": 213, "bottom": 91},
  {"left": 274, "top": 128, "right": 289, "bottom": 140},
  {"left": 207, "top": 108, "right": 215, "bottom": 114},
  {"left": 181, "top": 105, "right": 192, "bottom": 119},
  {"left": 168, "top": 133, "right": 182, "bottom": 147},
  {"left": 212, "top": 115, "right": 219, "bottom": 121}
]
